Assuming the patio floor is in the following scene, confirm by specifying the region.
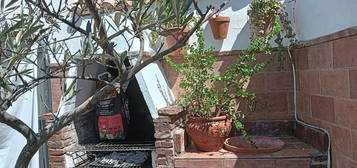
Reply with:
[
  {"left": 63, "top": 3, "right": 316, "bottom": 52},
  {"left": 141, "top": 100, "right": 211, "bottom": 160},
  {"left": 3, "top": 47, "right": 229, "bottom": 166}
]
[{"left": 174, "top": 137, "right": 326, "bottom": 168}]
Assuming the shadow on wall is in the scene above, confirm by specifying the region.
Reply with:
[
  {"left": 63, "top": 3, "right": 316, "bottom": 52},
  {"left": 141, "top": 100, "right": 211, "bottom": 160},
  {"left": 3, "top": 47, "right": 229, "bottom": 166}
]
[
  {"left": 161, "top": 51, "right": 293, "bottom": 121},
  {"left": 194, "top": 0, "right": 252, "bottom": 52}
]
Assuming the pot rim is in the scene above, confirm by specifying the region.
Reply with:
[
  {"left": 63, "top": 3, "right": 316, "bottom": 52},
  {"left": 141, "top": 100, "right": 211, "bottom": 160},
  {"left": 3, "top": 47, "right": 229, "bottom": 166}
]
[
  {"left": 209, "top": 16, "right": 230, "bottom": 22},
  {"left": 188, "top": 115, "right": 229, "bottom": 122},
  {"left": 159, "top": 26, "right": 190, "bottom": 36}
]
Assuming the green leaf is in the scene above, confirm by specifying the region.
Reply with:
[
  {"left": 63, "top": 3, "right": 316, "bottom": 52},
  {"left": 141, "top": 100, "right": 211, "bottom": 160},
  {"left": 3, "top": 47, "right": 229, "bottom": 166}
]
[
  {"left": 21, "top": 25, "right": 43, "bottom": 41},
  {"left": 0, "top": 19, "right": 23, "bottom": 40},
  {"left": 64, "top": 80, "right": 77, "bottom": 97}
]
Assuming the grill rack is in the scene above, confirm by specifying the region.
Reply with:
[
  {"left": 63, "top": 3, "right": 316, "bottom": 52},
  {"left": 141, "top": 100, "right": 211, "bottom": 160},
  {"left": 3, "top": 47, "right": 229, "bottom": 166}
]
[
  {"left": 89, "top": 160, "right": 143, "bottom": 168},
  {"left": 70, "top": 142, "right": 155, "bottom": 152},
  {"left": 69, "top": 142, "right": 155, "bottom": 168}
]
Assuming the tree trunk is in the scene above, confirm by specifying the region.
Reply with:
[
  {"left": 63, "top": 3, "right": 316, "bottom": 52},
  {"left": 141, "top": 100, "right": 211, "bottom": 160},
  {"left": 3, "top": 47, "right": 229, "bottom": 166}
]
[{"left": 15, "top": 142, "right": 40, "bottom": 168}]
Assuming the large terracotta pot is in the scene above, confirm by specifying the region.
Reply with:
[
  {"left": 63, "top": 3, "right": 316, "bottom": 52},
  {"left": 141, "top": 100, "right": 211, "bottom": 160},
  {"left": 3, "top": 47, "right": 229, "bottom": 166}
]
[
  {"left": 186, "top": 116, "right": 232, "bottom": 152},
  {"left": 208, "top": 16, "right": 230, "bottom": 40},
  {"left": 163, "top": 27, "right": 190, "bottom": 56}
]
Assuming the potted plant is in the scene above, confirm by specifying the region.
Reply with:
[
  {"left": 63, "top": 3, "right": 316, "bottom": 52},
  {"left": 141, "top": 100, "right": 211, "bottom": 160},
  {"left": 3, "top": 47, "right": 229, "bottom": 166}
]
[
  {"left": 165, "top": 30, "right": 264, "bottom": 152},
  {"left": 208, "top": 15, "right": 230, "bottom": 39},
  {"left": 152, "top": 0, "right": 193, "bottom": 55},
  {"left": 247, "top": 0, "right": 284, "bottom": 37}
]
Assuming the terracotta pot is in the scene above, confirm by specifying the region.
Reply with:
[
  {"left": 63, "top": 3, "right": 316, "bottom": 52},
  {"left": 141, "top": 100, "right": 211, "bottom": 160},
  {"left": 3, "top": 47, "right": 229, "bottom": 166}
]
[
  {"left": 163, "top": 27, "right": 190, "bottom": 56},
  {"left": 247, "top": 10, "right": 274, "bottom": 37},
  {"left": 186, "top": 116, "right": 232, "bottom": 152},
  {"left": 208, "top": 16, "right": 230, "bottom": 40},
  {"left": 224, "top": 136, "right": 285, "bottom": 153}
]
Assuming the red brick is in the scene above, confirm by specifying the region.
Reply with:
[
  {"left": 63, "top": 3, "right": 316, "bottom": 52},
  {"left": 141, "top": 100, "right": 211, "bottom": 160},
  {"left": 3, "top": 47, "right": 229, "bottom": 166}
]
[
  {"left": 48, "top": 148, "right": 66, "bottom": 156},
  {"left": 350, "top": 70, "right": 357, "bottom": 99},
  {"left": 154, "top": 131, "right": 172, "bottom": 139},
  {"left": 311, "top": 96, "right": 335, "bottom": 122},
  {"left": 287, "top": 92, "right": 294, "bottom": 114},
  {"left": 320, "top": 70, "right": 349, "bottom": 98},
  {"left": 49, "top": 131, "right": 73, "bottom": 141},
  {"left": 47, "top": 138, "right": 74, "bottom": 149},
  {"left": 155, "top": 157, "right": 168, "bottom": 165},
  {"left": 154, "top": 123, "right": 173, "bottom": 132},
  {"left": 294, "top": 48, "right": 309, "bottom": 70},
  {"left": 334, "top": 99, "right": 357, "bottom": 129},
  {"left": 331, "top": 125, "right": 353, "bottom": 158},
  {"left": 276, "top": 158, "right": 310, "bottom": 168},
  {"left": 227, "top": 159, "right": 275, "bottom": 168},
  {"left": 299, "top": 71, "right": 320, "bottom": 94},
  {"left": 352, "top": 130, "right": 357, "bottom": 161},
  {"left": 153, "top": 116, "right": 172, "bottom": 123},
  {"left": 156, "top": 148, "right": 174, "bottom": 155},
  {"left": 155, "top": 140, "right": 173, "bottom": 148},
  {"left": 158, "top": 105, "right": 184, "bottom": 116},
  {"left": 175, "top": 159, "right": 224, "bottom": 168},
  {"left": 173, "top": 128, "right": 185, "bottom": 154},
  {"left": 351, "top": 160, "right": 357, "bottom": 168},
  {"left": 260, "top": 52, "right": 290, "bottom": 72},
  {"left": 247, "top": 111, "right": 294, "bottom": 121},
  {"left": 332, "top": 151, "right": 354, "bottom": 168},
  {"left": 333, "top": 36, "right": 357, "bottom": 68},
  {"left": 247, "top": 73, "right": 266, "bottom": 93},
  {"left": 49, "top": 155, "right": 65, "bottom": 162},
  {"left": 266, "top": 72, "right": 292, "bottom": 91},
  {"left": 308, "top": 42, "right": 333, "bottom": 69},
  {"left": 49, "top": 162, "right": 65, "bottom": 168},
  {"left": 256, "top": 92, "right": 288, "bottom": 113},
  {"left": 297, "top": 92, "right": 311, "bottom": 115}
]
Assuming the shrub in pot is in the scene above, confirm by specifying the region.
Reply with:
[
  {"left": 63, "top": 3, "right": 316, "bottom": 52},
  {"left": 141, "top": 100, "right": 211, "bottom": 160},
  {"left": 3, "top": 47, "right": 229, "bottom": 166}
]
[
  {"left": 165, "top": 30, "right": 267, "bottom": 152},
  {"left": 209, "top": 15, "right": 230, "bottom": 39},
  {"left": 248, "top": 0, "right": 296, "bottom": 69},
  {"left": 247, "top": 0, "right": 284, "bottom": 37}
]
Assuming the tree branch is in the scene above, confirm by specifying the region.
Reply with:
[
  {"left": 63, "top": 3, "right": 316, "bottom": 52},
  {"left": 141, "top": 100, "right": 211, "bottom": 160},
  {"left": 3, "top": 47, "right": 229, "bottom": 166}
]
[
  {"left": 38, "top": 78, "right": 117, "bottom": 143},
  {"left": 0, "top": 111, "right": 38, "bottom": 142}
]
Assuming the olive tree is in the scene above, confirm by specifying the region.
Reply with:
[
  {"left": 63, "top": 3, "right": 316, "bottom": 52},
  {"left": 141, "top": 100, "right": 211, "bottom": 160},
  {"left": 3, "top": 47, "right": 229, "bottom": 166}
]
[{"left": 0, "top": 0, "right": 226, "bottom": 167}]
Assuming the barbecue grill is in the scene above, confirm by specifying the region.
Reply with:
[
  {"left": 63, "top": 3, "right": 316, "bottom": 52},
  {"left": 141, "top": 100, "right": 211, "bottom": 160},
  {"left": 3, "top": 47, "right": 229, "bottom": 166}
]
[{"left": 69, "top": 142, "right": 155, "bottom": 168}]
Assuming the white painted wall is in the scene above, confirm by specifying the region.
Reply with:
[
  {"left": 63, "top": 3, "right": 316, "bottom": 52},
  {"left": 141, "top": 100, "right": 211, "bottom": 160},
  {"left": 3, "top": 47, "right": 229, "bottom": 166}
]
[
  {"left": 290, "top": 0, "right": 357, "bottom": 41},
  {"left": 190, "top": 0, "right": 252, "bottom": 51},
  {"left": 187, "top": 0, "right": 357, "bottom": 52}
]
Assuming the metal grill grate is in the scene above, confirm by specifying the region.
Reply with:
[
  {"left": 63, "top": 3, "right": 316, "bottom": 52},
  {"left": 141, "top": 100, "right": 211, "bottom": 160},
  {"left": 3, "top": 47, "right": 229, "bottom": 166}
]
[
  {"left": 70, "top": 142, "right": 155, "bottom": 152},
  {"left": 89, "top": 160, "right": 143, "bottom": 168},
  {"left": 69, "top": 142, "right": 155, "bottom": 168}
]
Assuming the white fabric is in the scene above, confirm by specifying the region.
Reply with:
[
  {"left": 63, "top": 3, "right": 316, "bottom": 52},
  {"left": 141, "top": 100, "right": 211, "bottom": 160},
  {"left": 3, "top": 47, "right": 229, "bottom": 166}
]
[{"left": 0, "top": 62, "right": 39, "bottom": 168}]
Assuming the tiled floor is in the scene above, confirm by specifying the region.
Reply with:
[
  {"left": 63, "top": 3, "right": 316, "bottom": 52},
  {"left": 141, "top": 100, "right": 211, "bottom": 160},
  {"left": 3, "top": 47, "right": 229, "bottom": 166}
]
[{"left": 174, "top": 137, "right": 326, "bottom": 168}]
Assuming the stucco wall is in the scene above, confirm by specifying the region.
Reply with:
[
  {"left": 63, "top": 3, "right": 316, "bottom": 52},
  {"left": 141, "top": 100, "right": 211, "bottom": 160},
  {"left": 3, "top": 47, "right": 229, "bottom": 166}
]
[
  {"left": 188, "top": 0, "right": 357, "bottom": 51},
  {"left": 292, "top": 0, "right": 357, "bottom": 41}
]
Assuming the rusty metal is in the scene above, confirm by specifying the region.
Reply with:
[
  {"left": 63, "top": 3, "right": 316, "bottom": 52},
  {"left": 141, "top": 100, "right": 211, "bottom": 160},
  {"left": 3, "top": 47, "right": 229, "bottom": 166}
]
[
  {"left": 69, "top": 142, "right": 155, "bottom": 168},
  {"left": 69, "top": 142, "right": 155, "bottom": 152}
]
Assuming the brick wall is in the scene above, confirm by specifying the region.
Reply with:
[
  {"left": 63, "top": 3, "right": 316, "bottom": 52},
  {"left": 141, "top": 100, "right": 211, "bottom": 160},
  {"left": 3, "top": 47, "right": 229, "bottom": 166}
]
[
  {"left": 153, "top": 105, "right": 186, "bottom": 168},
  {"left": 161, "top": 50, "right": 294, "bottom": 121},
  {"left": 40, "top": 64, "right": 78, "bottom": 168},
  {"left": 294, "top": 28, "right": 357, "bottom": 168}
]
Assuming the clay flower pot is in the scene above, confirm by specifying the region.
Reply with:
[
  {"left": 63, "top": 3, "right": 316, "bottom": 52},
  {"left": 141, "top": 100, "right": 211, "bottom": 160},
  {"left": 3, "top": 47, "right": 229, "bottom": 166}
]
[
  {"left": 162, "top": 27, "right": 190, "bottom": 56},
  {"left": 247, "top": 10, "right": 274, "bottom": 37},
  {"left": 186, "top": 116, "right": 232, "bottom": 152},
  {"left": 224, "top": 136, "right": 285, "bottom": 153},
  {"left": 208, "top": 16, "right": 230, "bottom": 40}
]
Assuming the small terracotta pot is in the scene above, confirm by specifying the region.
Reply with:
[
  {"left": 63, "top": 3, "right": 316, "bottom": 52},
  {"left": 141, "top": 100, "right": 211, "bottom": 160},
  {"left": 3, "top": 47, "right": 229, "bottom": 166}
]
[
  {"left": 163, "top": 27, "right": 190, "bottom": 56},
  {"left": 208, "top": 16, "right": 230, "bottom": 40},
  {"left": 186, "top": 116, "right": 232, "bottom": 152}
]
